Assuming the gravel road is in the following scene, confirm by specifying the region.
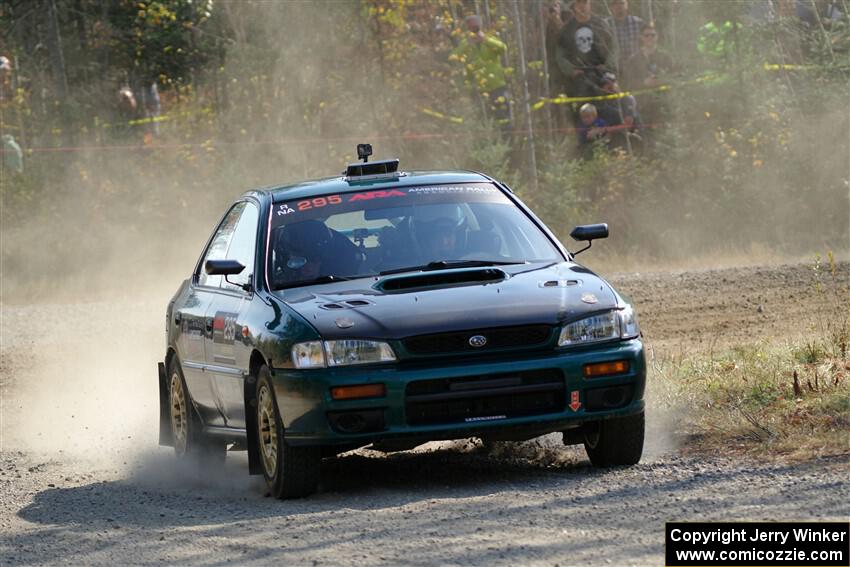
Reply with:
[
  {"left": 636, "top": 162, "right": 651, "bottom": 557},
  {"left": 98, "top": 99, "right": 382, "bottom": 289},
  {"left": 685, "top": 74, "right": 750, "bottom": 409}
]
[{"left": 1, "top": 262, "right": 848, "bottom": 566}]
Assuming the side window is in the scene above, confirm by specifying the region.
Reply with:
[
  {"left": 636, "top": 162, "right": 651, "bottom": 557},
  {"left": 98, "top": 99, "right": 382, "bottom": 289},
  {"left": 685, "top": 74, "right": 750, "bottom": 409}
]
[
  {"left": 197, "top": 202, "right": 246, "bottom": 288},
  {"left": 222, "top": 202, "right": 259, "bottom": 291}
]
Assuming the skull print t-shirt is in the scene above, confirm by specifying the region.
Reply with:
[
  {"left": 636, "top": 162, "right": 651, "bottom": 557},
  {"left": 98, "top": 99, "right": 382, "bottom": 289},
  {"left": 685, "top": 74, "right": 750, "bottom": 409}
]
[{"left": 556, "top": 16, "right": 616, "bottom": 76}]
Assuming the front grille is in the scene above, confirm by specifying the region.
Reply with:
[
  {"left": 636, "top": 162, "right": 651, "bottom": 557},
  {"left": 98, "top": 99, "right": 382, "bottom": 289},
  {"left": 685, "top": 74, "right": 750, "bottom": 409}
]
[
  {"left": 405, "top": 369, "right": 565, "bottom": 426},
  {"left": 403, "top": 325, "right": 553, "bottom": 356}
]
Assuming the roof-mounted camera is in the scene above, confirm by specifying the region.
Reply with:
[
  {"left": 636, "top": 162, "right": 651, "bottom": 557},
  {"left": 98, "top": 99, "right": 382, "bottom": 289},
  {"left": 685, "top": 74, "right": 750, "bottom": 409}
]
[{"left": 357, "top": 143, "right": 373, "bottom": 163}]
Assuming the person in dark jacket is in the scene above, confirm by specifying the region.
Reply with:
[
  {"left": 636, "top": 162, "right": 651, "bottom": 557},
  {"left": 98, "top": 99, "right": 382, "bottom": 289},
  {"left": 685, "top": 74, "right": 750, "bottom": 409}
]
[
  {"left": 622, "top": 23, "right": 674, "bottom": 136},
  {"left": 555, "top": 0, "right": 617, "bottom": 100}
]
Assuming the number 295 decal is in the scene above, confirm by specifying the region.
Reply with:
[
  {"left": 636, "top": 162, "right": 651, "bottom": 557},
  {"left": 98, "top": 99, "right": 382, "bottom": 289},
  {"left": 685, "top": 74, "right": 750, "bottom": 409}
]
[{"left": 297, "top": 195, "right": 342, "bottom": 211}]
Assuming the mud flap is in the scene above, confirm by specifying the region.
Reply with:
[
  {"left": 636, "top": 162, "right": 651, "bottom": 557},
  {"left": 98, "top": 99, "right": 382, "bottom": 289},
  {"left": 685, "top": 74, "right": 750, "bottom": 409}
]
[
  {"left": 244, "top": 374, "right": 262, "bottom": 475},
  {"left": 562, "top": 425, "right": 586, "bottom": 446},
  {"left": 158, "top": 362, "right": 173, "bottom": 446}
]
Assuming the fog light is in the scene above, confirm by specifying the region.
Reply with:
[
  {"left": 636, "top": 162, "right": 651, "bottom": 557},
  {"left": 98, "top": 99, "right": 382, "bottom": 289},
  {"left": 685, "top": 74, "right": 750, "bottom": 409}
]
[
  {"left": 583, "top": 360, "right": 629, "bottom": 378},
  {"left": 330, "top": 383, "right": 386, "bottom": 400},
  {"left": 327, "top": 409, "right": 386, "bottom": 434}
]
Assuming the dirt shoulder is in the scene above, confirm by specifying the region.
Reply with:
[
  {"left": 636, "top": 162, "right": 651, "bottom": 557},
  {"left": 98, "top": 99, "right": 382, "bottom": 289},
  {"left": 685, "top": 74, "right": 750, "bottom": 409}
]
[{"left": 608, "top": 261, "right": 846, "bottom": 353}]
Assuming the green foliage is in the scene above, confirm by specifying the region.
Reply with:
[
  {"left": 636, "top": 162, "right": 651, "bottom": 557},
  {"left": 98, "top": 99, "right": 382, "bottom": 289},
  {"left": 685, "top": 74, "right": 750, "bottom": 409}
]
[{"left": 107, "top": 0, "right": 215, "bottom": 85}]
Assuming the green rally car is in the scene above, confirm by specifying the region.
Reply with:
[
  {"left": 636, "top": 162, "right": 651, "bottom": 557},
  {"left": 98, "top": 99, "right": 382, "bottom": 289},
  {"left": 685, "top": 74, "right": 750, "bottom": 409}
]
[{"left": 158, "top": 147, "right": 646, "bottom": 499}]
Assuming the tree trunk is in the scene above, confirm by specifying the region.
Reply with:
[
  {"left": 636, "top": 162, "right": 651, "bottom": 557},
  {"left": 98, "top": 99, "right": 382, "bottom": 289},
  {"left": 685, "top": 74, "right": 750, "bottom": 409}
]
[
  {"left": 537, "top": 0, "right": 554, "bottom": 143},
  {"left": 45, "top": 0, "right": 72, "bottom": 144},
  {"left": 511, "top": 0, "right": 538, "bottom": 191}
]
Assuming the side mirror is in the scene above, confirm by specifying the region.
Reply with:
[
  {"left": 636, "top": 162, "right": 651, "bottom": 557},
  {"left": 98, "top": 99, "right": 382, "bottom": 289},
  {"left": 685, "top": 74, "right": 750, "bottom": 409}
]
[
  {"left": 569, "top": 223, "right": 608, "bottom": 256},
  {"left": 205, "top": 259, "right": 245, "bottom": 275},
  {"left": 570, "top": 223, "right": 609, "bottom": 242}
]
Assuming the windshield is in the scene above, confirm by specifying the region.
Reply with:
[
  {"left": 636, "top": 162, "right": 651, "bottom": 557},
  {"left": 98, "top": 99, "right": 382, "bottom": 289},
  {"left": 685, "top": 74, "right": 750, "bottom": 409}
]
[{"left": 266, "top": 183, "right": 562, "bottom": 290}]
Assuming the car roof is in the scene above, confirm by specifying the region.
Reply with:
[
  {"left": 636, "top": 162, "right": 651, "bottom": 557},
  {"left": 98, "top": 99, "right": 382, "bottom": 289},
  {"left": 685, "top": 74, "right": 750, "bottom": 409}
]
[{"left": 244, "top": 170, "right": 497, "bottom": 203}]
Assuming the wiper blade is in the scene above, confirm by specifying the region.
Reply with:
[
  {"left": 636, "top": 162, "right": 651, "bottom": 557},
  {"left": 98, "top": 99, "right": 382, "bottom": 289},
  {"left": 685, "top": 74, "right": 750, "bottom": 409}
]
[
  {"left": 379, "top": 259, "right": 526, "bottom": 276},
  {"left": 274, "top": 274, "right": 353, "bottom": 290}
]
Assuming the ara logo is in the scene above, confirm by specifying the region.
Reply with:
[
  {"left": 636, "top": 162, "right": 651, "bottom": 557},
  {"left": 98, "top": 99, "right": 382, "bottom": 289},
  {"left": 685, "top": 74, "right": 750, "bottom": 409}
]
[
  {"left": 468, "top": 335, "right": 488, "bottom": 348},
  {"left": 276, "top": 204, "right": 295, "bottom": 216},
  {"left": 348, "top": 189, "right": 405, "bottom": 202}
]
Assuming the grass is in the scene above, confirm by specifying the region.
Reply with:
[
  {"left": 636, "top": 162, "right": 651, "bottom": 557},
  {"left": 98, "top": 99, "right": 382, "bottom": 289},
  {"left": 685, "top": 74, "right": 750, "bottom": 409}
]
[{"left": 651, "top": 254, "right": 850, "bottom": 461}]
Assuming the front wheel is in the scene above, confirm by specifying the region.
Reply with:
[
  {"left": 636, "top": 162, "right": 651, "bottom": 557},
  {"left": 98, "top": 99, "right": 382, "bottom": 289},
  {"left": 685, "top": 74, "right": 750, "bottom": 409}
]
[
  {"left": 256, "top": 366, "right": 320, "bottom": 499},
  {"left": 583, "top": 410, "right": 645, "bottom": 467}
]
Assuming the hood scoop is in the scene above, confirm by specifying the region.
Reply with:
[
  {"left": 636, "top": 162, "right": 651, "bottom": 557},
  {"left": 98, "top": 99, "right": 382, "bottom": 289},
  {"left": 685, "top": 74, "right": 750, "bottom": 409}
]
[
  {"left": 319, "top": 299, "right": 373, "bottom": 310},
  {"left": 377, "top": 268, "right": 507, "bottom": 293}
]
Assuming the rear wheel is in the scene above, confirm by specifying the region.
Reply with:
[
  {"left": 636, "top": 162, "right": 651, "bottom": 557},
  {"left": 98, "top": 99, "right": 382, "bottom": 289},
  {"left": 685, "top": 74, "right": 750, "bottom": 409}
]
[
  {"left": 583, "top": 410, "right": 644, "bottom": 467},
  {"left": 256, "top": 366, "right": 320, "bottom": 499},
  {"left": 168, "top": 358, "right": 226, "bottom": 465}
]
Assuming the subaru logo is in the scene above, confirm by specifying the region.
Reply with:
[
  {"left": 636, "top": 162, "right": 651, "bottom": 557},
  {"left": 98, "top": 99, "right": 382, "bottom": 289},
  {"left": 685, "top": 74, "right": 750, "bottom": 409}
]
[{"left": 468, "top": 335, "right": 488, "bottom": 348}]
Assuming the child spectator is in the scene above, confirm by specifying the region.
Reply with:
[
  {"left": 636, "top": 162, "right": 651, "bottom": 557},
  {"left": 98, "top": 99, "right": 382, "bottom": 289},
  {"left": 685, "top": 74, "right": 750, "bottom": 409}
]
[{"left": 576, "top": 103, "right": 608, "bottom": 158}]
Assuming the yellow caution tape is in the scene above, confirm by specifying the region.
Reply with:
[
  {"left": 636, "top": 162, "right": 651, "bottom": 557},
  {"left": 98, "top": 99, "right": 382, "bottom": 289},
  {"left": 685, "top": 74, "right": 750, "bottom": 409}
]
[
  {"left": 127, "top": 114, "right": 171, "bottom": 126},
  {"left": 531, "top": 71, "right": 726, "bottom": 111},
  {"left": 762, "top": 63, "right": 818, "bottom": 71},
  {"left": 420, "top": 108, "right": 465, "bottom": 124},
  {"left": 424, "top": 62, "right": 813, "bottom": 119}
]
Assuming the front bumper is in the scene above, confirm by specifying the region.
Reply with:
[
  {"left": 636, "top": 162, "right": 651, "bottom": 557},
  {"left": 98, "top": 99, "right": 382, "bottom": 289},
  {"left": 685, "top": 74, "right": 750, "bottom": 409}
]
[{"left": 271, "top": 339, "right": 645, "bottom": 446}]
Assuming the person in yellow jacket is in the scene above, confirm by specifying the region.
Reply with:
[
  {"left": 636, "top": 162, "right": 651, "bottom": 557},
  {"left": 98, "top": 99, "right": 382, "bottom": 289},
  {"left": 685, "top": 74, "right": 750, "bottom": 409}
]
[{"left": 451, "top": 15, "right": 512, "bottom": 132}]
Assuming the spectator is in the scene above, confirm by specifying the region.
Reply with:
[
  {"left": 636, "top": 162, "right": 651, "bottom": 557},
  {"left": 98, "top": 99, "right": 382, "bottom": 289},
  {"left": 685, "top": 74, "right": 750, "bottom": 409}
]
[
  {"left": 545, "top": 1, "right": 566, "bottom": 93},
  {"left": 622, "top": 23, "right": 674, "bottom": 133},
  {"left": 2, "top": 134, "right": 23, "bottom": 174},
  {"left": 113, "top": 85, "right": 139, "bottom": 141},
  {"left": 0, "top": 56, "right": 13, "bottom": 102},
  {"left": 605, "top": 0, "right": 643, "bottom": 69},
  {"left": 595, "top": 72, "right": 640, "bottom": 152},
  {"left": 556, "top": 0, "right": 616, "bottom": 110},
  {"left": 451, "top": 15, "right": 512, "bottom": 133},
  {"left": 138, "top": 81, "right": 161, "bottom": 141},
  {"left": 576, "top": 102, "right": 608, "bottom": 158},
  {"left": 544, "top": 1, "right": 571, "bottom": 132},
  {"left": 817, "top": 0, "right": 844, "bottom": 25}
]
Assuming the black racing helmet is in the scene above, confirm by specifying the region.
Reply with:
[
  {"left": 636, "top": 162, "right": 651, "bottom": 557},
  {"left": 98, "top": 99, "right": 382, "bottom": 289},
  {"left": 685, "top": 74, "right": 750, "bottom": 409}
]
[
  {"left": 412, "top": 203, "right": 467, "bottom": 255},
  {"left": 278, "top": 220, "right": 333, "bottom": 265}
]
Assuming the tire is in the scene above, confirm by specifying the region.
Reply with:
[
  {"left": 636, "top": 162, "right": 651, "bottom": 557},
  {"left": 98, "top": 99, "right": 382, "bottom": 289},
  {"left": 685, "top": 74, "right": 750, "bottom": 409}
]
[
  {"left": 256, "top": 366, "right": 320, "bottom": 499},
  {"left": 168, "top": 357, "right": 226, "bottom": 465},
  {"left": 583, "top": 410, "right": 645, "bottom": 467}
]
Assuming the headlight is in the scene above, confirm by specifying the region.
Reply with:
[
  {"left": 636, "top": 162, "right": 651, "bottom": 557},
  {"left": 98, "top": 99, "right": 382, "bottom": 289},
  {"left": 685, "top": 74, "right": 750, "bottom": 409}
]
[
  {"left": 291, "top": 340, "right": 397, "bottom": 368},
  {"left": 558, "top": 311, "right": 620, "bottom": 346},
  {"left": 325, "top": 340, "right": 397, "bottom": 366},
  {"left": 558, "top": 306, "right": 640, "bottom": 346},
  {"left": 619, "top": 304, "right": 640, "bottom": 339}
]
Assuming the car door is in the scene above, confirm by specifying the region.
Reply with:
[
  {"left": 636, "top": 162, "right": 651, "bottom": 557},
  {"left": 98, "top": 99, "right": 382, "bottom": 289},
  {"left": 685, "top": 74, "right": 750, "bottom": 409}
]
[
  {"left": 204, "top": 201, "right": 260, "bottom": 429},
  {"left": 178, "top": 202, "right": 247, "bottom": 427}
]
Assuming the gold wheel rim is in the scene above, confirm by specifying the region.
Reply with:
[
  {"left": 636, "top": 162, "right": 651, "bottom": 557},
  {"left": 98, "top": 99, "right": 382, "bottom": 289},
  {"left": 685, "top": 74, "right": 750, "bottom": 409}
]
[
  {"left": 170, "top": 372, "right": 188, "bottom": 455},
  {"left": 258, "top": 384, "right": 278, "bottom": 477}
]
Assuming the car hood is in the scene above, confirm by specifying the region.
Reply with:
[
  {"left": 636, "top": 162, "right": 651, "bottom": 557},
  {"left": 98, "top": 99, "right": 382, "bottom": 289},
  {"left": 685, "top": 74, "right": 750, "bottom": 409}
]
[{"left": 273, "top": 262, "right": 621, "bottom": 340}]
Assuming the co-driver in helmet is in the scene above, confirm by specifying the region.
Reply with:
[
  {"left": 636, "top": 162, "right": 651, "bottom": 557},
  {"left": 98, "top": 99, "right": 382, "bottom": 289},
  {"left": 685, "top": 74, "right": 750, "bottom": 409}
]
[{"left": 412, "top": 203, "right": 467, "bottom": 261}]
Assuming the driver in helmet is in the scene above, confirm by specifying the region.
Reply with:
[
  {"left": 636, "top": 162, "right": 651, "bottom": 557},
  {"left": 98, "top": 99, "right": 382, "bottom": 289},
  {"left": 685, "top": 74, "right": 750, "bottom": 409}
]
[
  {"left": 413, "top": 203, "right": 467, "bottom": 260},
  {"left": 277, "top": 220, "right": 333, "bottom": 281}
]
